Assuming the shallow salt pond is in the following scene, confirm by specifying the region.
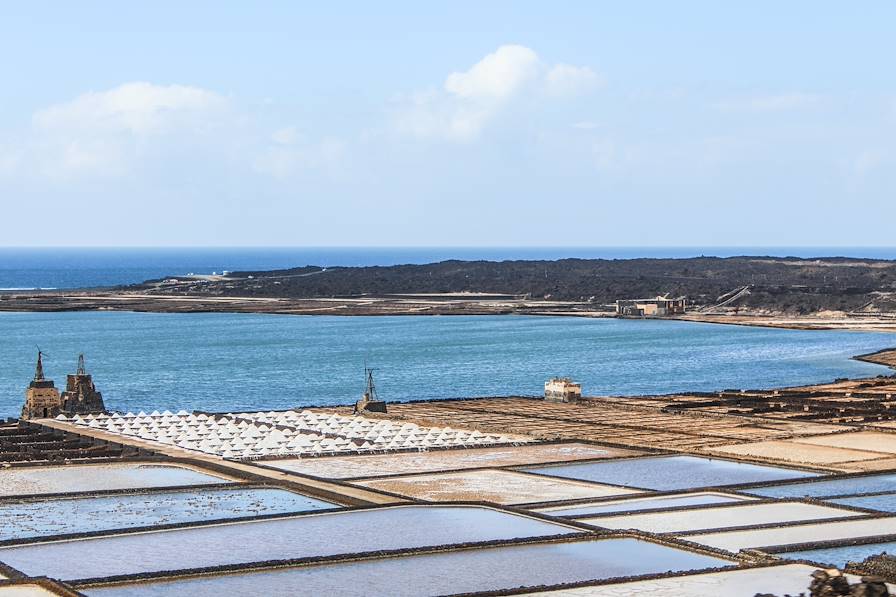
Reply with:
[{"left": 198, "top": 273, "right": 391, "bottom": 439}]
[
  {"left": 685, "top": 517, "right": 896, "bottom": 552},
  {"left": 266, "top": 443, "right": 636, "bottom": 479},
  {"left": 523, "top": 564, "right": 879, "bottom": 597},
  {"left": 0, "top": 487, "right": 334, "bottom": 541},
  {"left": 581, "top": 502, "right": 859, "bottom": 534},
  {"left": 353, "top": 469, "right": 640, "bottom": 504},
  {"left": 0, "top": 463, "right": 231, "bottom": 497},
  {"left": 0, "top": 505, "right": 579, "bottom": 580},
  {"left": 0, "top": 585, "right": 62, "bottom": 597},
  {"left": 746, "top": 474, "right": 896, "bottom": 499},
  {"left": 82, "top": 538, "right": 730, "bottom": 597},
  {"left": 780, "top": 541, "right": 896, "bottom": 568},
  {"left": 536, "top": 492, "right": 753, "bottom": 517},
  {"left": 830, "top": 493, "right": 896, "bottom": 513},
  {"left": 522, "top": 455, "right": 815, "bottom": 491}
]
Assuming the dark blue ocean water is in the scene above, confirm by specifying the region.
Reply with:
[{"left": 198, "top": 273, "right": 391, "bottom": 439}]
[
  {"left": 0, "top": 312, "right": 892, "bottom": 418},
  {"left": 1, "top": 247, "right": 894, "bottom": 289}
]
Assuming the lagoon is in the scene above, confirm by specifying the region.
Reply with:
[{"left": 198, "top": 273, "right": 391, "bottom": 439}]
[{"left": 0, "top": 312, "right": 892, "bottom": 417}]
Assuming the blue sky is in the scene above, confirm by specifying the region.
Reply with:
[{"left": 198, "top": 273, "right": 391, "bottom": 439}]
[{"left": 1, "top": 2, "right": 893, "bottom": 247}]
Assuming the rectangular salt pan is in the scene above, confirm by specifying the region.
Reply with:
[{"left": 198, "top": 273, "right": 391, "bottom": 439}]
[
  {"left": 523, "top": 455, "right": 815, "bottom": 491},
  {"left": 83, "top": 538, "right": 731, "bottom": 597},
  {"left": 0, "top": 463, "right": 231, "bottom": 497},
  {"left": 781, "top": 541, "right": 896, "bottom": 568},
  {"left": 537, "top": 492, "right": 753, "bottom": 517},
  {"left": 581, "top": 502, "right": 859, "bottom": 534},
  {"left": 522, "top": 564, "right": 877, "bottom": 597},
  {"left": 686, "top": 517, "right": 896, "bottom": 553},
  {"left": 0, "top": 488, "right": 335, "bottom": 541},
  {"left": 0, "top": 505, "right": 578, "bottom": 580},
  {"left": 266, "top": 443, "right": 636, "bottom": 479},
  {"left": 830, "top": 494, "right": 896, "bottom": 513},
  {"left": 747, "top": 474, "right": 896, "bottom": 499},
  {"left": 353, "top": 469, "right": 640, "bottom": 505}
]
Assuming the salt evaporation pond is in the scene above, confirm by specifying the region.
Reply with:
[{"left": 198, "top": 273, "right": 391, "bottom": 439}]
[
  {"left": 780, "top": 541, "right": 896, "bottom": 568},
  {"left": 581, "top": 502, "right": 858, "bottom": 534},
  {"left": 538, "top": 492, "right": 752, "bottom": 517},
  {"left": 0, "top": 505, "right": 579, "bottom": 580},
  {"left": 830, "top": 494, "right": 896, "bottom": 513},
  {"left": 83, "top": 538, "right": 731, "bottom": 597},
  {"left": 0, "top": 464, "right": 230, "bottom": 497},
  {"left": 686, "top": 518, "right": 896, "bottom": 553},
  {"left": 0, "top": 488, "right": 334, "bottom": 541},
  {"left": 523, "top": 456, "right": 816, "bottom": 491},
  {"left": 747, "top": 474, "right": 896, "bottom": 499}
]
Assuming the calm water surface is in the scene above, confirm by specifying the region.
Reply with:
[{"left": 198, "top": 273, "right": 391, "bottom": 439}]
[
  {"left": 0, "top": 505, "right": 576, "bottom": 579},
  {"left": 524, "top": 456, "right": 817, "bottom": 491},
  {"left": 84, "top": 538, "right": 730, "bottom": 597},
  {"left": 0, "top": 487, "right": 333, "bottom": 541},
  {"left": 747, "top": 474, "right": 896, "bottom": 499},
  {"left": 0, "top": 313, "right": 892, "bottom": 417}
]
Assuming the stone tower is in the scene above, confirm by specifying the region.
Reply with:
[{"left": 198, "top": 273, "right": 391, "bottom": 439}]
[
  {"left": 21, "top": 351, "right": 62, "bottom": 420},
  {"left": 60, "top": 354, "right": 106, "bottom": 415}
]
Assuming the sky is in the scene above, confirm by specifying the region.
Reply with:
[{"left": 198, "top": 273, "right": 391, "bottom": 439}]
[{"left": 0, "top": 1, "right": 894, "bottom": 247}]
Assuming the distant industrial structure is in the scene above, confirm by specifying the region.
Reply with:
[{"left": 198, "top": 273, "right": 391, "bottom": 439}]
[
  {"left": 22, "top": 352, "right": 106, "bottom": 420},
  {"left": 354, "top": 367, "right": 387, "bottom": 414},
  {"left": 544, "top": 377, "right": 582, "bottom": 403},
  {"left": 616, "top": 296, "right": 687, "bottom": 317}
]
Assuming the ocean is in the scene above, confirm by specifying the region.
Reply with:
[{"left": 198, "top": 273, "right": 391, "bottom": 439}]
[
  {"left": 0, "top": 312, "right": 892, "bottom": 418},
  {"left": 2, "top": 247, "right": 895, "bottom": 290}
]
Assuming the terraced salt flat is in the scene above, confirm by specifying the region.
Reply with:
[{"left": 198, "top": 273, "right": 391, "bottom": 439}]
[
  {"left": 265, "top": 443, "right": 634, "bottom": 479},
  {"left": 0, "top": 505, "right": 578, "bottom": 580},
  {"left": 0, "top": 487, "right": 334, "bottom": 541},
  {"left": 353, "top": 470, "right": 641, "bottom": 504},
  {"left": 580, "top": 502, "right": 859, "bottom": 534},
  {"left": 522, "top": 456, "right": 815, "bottom": 491},
  {"left": 61, "top": 410, "right": 531, "bottom": 459},
  {"left": 830, "top": 493, "right": 896, "bottom": 513},
  {"left": 83, "top": 538, "right": 730, "bottom": 597},
  {"left": 0, "top": 463, "right": 230, "bottom": 497},
  {"left": 524, "top": 564, "right": 875, "bottom": 596},
  {"left": 780, "top": 541, "right": 896, "bottom": 568},
  {"left": 685, "top": 517, "right": 896, "bottom": 552},
  {"left": 746, "top": 473, "right": 896, "bottom": 498},
  {"left": 536, "top": 492, "right": 753, "bottom": 518}
]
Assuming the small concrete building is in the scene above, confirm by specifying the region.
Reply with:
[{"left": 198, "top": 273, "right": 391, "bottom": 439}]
[
  {"left": 616, "top": 296, "right": 687, "bottom": 317},
  {"left": 545, "top": 378, "right": 582, "bottom": 403}
]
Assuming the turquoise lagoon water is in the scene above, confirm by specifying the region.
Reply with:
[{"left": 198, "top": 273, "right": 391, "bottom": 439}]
[{"left": 0, "top": 313, "right": 892, "bottom": 417}]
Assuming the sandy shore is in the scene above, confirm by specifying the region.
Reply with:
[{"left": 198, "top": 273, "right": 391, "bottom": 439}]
[{"left": 2, "top": 290, "right": 896, "bottom": 333}]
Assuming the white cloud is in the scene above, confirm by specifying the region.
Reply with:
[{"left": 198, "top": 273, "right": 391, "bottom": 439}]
[
  {"left": 395, "top": 45, "right": 601, "bottom": 141},
  {"left": 444, "top": 45, "right": 540, "bottom": 101},
  {"left": 714, "top": 92, "right": 821, "bottom": 113},
  {"left": 33, "top": 82, "right": 228, "bottom": 135},
  {"left": 546, "top": 64, "right": 603, "bottom": 96}
]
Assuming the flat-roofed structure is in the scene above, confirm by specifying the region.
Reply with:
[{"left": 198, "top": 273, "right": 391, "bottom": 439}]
[{"left": 616, "top": 296, "right": 687, "bottom": 316}]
